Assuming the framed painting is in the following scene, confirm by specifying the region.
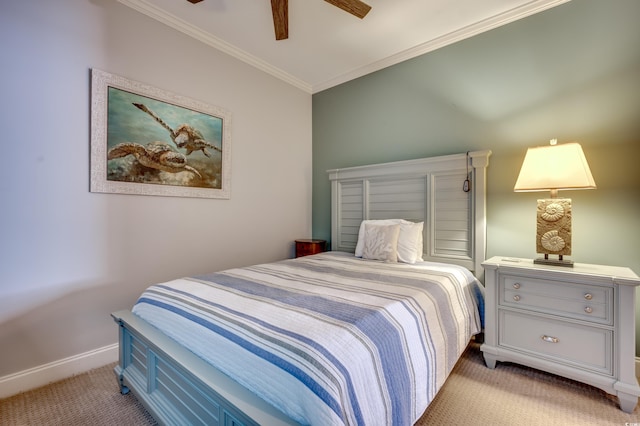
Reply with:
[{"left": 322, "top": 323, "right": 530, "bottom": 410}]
[{"left": 90, "top": 68, "right": 231, "bottom": 199}]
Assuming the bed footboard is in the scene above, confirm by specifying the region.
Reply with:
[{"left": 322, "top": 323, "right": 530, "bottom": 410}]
[{"left": 111, "top": 310, "right": 298, "bottom": 426}]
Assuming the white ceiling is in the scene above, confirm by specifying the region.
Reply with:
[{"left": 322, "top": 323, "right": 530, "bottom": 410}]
[{"left": 118, "top": 0, "right": 569, "bottom": 94}]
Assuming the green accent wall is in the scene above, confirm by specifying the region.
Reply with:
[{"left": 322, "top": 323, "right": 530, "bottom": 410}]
[{"left": 312, "top": 0, "right": 640, "bottom": 354}]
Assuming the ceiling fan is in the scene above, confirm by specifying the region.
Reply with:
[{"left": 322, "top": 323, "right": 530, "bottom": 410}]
[{"left": 187, "top": 0, "right": 372, "bottom": 41}]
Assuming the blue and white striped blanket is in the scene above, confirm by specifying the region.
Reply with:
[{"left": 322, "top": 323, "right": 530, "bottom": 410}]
[{"left": 132, "top": 251, "right": 483, "bottom": 426}]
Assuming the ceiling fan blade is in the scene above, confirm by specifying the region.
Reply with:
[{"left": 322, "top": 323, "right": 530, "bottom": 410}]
[
  {"left": 271, "top": 0, "right": 289, "bottom": 40},
  {"left": 324, "top": 0, "right": 371, "bottom": 19},
  {"left": 186, "top": 0, "right": 203, "bottom": 4}
]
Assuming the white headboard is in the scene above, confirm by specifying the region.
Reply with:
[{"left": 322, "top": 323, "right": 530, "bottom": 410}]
[{"left": 327, "top": 150, "right": 491, "bottom": 279}]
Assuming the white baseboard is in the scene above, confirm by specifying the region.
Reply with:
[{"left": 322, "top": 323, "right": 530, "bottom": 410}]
[
  {"left": 0, "top": 343, "right": 118, "bottom": 399},
  {"left": 1, "top": 346, "right": 638, "bottom": 399}
]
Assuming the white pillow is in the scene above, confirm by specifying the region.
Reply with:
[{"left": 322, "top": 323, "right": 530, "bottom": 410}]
[
  {"left": 361, "top": 223, "right": 401, "bottom": 263},
  {"left": 355, "top": 219, "right": 402, "bottom": 257},
  {"left": 397, "top": 221, "right": 424, "bottom": 264},
  {"left": 355, "top": 219, "right": 424, "bottom": 264}
]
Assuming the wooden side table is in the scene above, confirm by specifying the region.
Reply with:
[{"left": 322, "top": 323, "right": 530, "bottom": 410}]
[{"left": 295, "top": 239, "right": 327, "bottom": 258}]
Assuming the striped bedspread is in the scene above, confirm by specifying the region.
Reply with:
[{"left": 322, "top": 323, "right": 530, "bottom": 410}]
[{"left": 132, "top": 251, "right": 483, "bottom": 426}]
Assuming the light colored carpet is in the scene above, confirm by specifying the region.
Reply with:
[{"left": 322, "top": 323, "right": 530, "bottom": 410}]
[{"left": 1, "top": 342, "right": 638, "bottom": 425}]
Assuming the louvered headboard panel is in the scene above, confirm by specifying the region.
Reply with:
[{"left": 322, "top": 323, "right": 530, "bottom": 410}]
[{"left": 328, "top": 151, "right": 491, "bottom": 279}]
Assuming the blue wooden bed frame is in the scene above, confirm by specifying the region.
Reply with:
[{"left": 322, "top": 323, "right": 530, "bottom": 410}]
[
  {"left": 112, "top": 310, "right": 297, "bottom": 426},
  {"left": 112, "top": 151, "right": 491, "bottom": 426}
]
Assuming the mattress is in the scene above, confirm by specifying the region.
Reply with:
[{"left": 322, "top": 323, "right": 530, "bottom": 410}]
[{"left": 132, "top": 251, "right": 483, "bottom": 426}]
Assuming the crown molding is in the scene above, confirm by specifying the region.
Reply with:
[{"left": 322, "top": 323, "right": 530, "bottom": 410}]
[
  {"left": 312, "top": 0, "right": 571, "bottom": 93},
  {"left": 117, "top": 0, "right": 313, "bottom": 94},
  {"left": 118, "top": 0, "right": 569, "bottom": 94}
]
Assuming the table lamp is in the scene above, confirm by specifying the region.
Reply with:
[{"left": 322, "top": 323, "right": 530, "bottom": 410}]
[{"left": 514, "top": 139, "right": 596, "bottom": 266}]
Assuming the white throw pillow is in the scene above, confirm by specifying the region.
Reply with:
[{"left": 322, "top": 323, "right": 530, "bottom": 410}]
[
  {"left": 355, "top": 219, "right": 402, "bottom": 257},
  {"left": 397, "top": 221, "right": 424, "bottom": 264},
  {"left": 355, "top": 219, "right": 424, "bottom": 264},
  {"left": 361, "top": 223, "right": 401, "bottom": 263}
]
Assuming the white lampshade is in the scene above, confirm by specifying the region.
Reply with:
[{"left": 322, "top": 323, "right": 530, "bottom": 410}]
[{"left": 514, "top": 142, "right": 596, "bottom": 192}]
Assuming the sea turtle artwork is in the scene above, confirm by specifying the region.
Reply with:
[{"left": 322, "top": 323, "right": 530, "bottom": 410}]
[
  {"left": 133, "top": 103, "right": 222, "bottom": 157},
  {"left": 107, "top": 141, "right": 202, "bottom": 178},
  {"left": 93, "top": 73, "right": 228, "bottom": 197}
]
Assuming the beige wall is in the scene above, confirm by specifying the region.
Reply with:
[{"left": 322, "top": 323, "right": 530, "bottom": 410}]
[{"left": 0, "top": 0, "right": 312, "bottom": 378}]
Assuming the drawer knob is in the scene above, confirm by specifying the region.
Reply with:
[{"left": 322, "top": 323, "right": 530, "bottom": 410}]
[
  {"left": 584, "top": 293, "right": 593, "bottom": 300},
  {"left": 541, "top": 335, "right": 559, "bottom": 343},
  {"left": 513, "top": 295, "right": 521, "bottom": 302},
  {"left": 584, "top": 306, "right": 593, "bottom": 314},
  {"left": 513, "top": 283, "right": 521, "bottom": 289}
]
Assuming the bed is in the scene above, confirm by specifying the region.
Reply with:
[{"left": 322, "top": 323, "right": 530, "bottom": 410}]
[{"left": 112, "top": 150, "right": 492, "bottom": 426}]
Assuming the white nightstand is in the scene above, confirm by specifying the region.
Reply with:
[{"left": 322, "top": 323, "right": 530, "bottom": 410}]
[{"left": 480, "top": 256, "right": 640, "bottom": 413}]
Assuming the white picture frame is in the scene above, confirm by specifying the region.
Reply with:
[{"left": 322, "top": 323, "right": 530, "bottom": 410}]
[{"left": 90, "top": 68, "right": 232, "bottom": 199}]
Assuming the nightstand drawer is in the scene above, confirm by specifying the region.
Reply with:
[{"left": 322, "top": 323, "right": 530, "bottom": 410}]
[
  {"left": 500, "top": 310, "right": 613, "bottom": 375},
  {"left": 500, "top": 275, "right": 612, "bottom": 325}
]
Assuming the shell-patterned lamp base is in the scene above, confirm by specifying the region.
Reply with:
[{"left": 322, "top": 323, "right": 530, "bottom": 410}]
[{"left": 534, "top": 198, "right": 573, "bottom": 267}]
